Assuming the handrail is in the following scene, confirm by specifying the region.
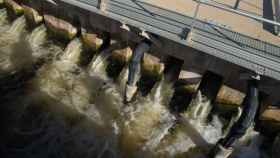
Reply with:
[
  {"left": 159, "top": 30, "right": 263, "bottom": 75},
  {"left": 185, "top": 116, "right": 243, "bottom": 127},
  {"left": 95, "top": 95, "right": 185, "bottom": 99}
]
[{"left": 197, "top": 0, "right": 280, "bottom": 27}]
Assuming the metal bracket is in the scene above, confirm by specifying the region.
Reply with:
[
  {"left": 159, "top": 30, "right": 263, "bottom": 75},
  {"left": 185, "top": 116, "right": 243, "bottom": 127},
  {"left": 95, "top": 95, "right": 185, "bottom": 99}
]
[
  {"left": 139, "top": 29, "right": 150, "bottom": 39},
  {"left": 120, "top": 23, "right": 130, "bottom": 31},
  {"left": 139, "top": 29, "right": 162, "bottom": 48},
  {"left": 252, "top": 65, "right": 265, "bottom": 77},
  {"left": 240, "top": 72, "right": 261, "bottom": 81},
  {"left": 181, "top": 28, "right": 190, "bottom": 40}
]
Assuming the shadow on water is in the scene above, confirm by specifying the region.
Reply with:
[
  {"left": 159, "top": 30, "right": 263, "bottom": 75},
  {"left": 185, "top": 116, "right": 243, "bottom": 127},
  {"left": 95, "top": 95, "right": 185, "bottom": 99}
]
[{"left": 0, "top": 90, "right": 120, "bottom": 158}]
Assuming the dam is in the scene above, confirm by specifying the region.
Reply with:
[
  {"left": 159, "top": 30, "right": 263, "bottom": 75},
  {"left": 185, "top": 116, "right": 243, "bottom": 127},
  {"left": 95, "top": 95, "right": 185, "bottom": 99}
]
[{"left": 0, "top": 0, "right": 279, "bottom": 158}]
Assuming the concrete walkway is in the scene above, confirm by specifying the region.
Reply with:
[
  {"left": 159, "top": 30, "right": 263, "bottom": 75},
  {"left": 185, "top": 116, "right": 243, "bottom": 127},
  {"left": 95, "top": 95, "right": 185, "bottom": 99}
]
[{"left": 144, "top": 0, "right": 280, "bottom": 45}]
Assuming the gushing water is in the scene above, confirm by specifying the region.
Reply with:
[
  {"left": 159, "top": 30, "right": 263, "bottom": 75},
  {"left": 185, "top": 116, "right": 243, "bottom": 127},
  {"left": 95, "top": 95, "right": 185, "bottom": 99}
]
[
  {"left": 0, "top": 19, "right": 60, "bottom": 76},
  {"left": 0, "top": 9, "right": 8, "bottom": 22},
  {"left": 119, "top": 78, "right": 175, "bottom": 157},
  {"left": 0, "top": 16, "right": 277, "bottom": 158},
  {"left": 0, "top": 8, "right": 9, "bottom": 32},
  {"left": 150, "top": 91, "right": 223, "bottom": 158},
  {"left": 0, "top": 16, "right": 29, "bottom": 74},
  {"left": 8, "top": 16, "right": 27, "bottom": 35},
  {"left": 27, "top": 25, "right": 48, "bottom": 48},
  {"left": 0, "top": 16, "right": 27, "bottom": 49}
]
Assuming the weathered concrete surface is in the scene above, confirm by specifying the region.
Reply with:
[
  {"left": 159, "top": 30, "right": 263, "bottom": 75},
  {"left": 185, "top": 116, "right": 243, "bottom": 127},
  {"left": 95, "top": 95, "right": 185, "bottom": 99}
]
[
  {"left": 4, "top": 0, "right": 23, "bottom": 15},
  {"left": 44, "top": 14, "right": 77, "bottom": 40},
  {"left": 177, "top": 71, "right": 245, "bottom": 107},
  {"left": 216, "top": 85, "right": 245, "bottom": 106},
  {"left": 23, "top": 5, "right": 42, "bottom": 26},
  {"left": 259, "top": 106, "right": 280, "bottom": 134},
  {"left": 178, "top": 70, "right": 201, "bottom": 93},
  {"left": 174, "top": 83, "right": 245, "bottom": 107},
  {"left": 142, "top": 53, "right": 164, "bottom": 79},
  {"left": 260, "top": 106, "right": 280, "bottom": 122},
  {"left": 111, "top": 46, "right": 133, "bottom": 65},
  {"left": 81, "top": 30, "right": 103, "bottom": 52},
  {"left": 110, "top": 46, "right": 164, "bottom": 79}
]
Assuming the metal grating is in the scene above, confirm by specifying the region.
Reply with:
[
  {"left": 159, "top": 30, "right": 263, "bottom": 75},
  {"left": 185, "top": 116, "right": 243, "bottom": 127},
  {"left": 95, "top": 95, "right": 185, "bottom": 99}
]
[{"left": 75, "top": 0, "right": 99, "bottom": 7}]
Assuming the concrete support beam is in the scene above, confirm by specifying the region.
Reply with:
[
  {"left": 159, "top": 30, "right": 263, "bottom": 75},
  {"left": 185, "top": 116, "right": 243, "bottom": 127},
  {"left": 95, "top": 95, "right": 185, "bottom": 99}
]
[
  {"left": 260, "top": 106, "right": 280, "bottom": 122},
  {"left": 81, "top": 29, "right": 104, "bottom": 52},
  {"left": 259, "top": 106, "right": 280, "bottom": 134},
  {"left": 216, "top": 85, "right": 245, "bottom": 106},
  {"left": 163, "top": 56, "right": 184, "bottom": 83},
  {"left": 197, "top": 71, "right": 224, "bottom": 102},
  {"left": 44, "top": 14, "right": 78, "bottom": 41}
]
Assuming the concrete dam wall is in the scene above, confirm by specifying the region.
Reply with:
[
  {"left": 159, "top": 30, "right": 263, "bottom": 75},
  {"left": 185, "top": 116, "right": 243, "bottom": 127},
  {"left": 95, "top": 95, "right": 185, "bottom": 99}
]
[{"left": 0, "top": 0, "right": 279, "bottom": 158}]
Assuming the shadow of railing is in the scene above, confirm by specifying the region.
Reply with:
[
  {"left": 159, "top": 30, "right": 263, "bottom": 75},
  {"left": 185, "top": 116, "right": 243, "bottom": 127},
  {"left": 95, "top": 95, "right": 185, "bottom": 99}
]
[{"left": 263, "top": 0, "right": 276, "bottom": 35}]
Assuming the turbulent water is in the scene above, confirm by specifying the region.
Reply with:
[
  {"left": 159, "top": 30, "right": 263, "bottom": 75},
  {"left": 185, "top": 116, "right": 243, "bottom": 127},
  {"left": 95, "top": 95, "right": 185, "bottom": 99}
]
[
  {"left": 0, "top": 15, "right": 278, "bottom": 158},
  {"left": 0, "top": 9, "right": 9, "bottom": 32}
]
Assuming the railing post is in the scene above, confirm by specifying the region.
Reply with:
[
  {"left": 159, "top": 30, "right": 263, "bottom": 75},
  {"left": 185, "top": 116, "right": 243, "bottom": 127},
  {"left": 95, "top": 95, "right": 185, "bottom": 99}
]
[
  {"left": 275, "top": 0, "right": 280, "bottom": 36},
  {"left": 185, "top": 0, "right": 201, "bottom": 41},
  {"left": 98, "top": 0, "right": 108, "bottom": 12}
]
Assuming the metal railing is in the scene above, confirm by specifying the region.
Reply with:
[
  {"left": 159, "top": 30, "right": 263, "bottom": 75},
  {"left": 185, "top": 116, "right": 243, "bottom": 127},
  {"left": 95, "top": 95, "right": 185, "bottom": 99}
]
[{"left": 198, "top": 0, "right": 280, "bottom": 27}]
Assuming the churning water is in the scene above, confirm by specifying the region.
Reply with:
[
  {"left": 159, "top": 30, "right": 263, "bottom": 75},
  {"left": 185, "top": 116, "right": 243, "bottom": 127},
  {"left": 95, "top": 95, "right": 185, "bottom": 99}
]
[{"left": 0, "top": 15, "right": 278, "bottom": 158}]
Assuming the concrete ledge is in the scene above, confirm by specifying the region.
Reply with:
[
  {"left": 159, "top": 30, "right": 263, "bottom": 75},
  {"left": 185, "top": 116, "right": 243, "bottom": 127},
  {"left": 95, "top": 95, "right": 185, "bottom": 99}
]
[
  {"left": 216, "top": 85, "right": 245, "bottom": 106},
  {"left": 259, "top": 106, "right": 280, "bottom": 134},
  {"left": 44, "top": 14, "right": 77, "bottom": 41},
  {"left": 23, "top": 5, "right": 42, "bottom": 27},
  {"left": 4, "top": 0, "right": 23, "bottom": 16},
  {"left": 81, "top": 30, "right": 103, "bottom": 52},
  {"left": 142, "top": 53, "right": 164, "bottom": 79},
  {"left": 110, "top": 46, "right": 132, "bottom": 65},
  {"left": 260, "top": 106, "right": 280, "bottom": 122}
]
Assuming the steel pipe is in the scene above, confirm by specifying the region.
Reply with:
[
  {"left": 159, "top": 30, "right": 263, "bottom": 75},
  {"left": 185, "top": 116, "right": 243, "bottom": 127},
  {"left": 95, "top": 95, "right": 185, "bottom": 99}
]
[{"left": 209, "top": 79, "right": 260, "bottom": 158}]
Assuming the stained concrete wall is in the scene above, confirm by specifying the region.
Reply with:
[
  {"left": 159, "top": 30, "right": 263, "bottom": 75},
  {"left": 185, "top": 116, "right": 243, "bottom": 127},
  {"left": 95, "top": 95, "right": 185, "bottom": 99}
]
[{"left": 25, "top": 0, "right": 280, "bottom": 104}]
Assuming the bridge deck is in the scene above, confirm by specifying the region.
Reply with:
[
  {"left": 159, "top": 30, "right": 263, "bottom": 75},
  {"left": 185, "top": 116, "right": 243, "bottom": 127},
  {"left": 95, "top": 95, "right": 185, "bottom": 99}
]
[
  {"left": 147, "top": 0, "right": 280, "bottom": 45},
  {"left": 58, "top": 0, "right": 280, "bottom": 81}
]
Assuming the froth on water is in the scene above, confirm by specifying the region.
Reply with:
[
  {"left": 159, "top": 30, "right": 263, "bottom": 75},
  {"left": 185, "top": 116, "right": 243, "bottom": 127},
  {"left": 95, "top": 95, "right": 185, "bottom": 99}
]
[{"left": 0, "top": 16, "right": 277, "bottom": 158}]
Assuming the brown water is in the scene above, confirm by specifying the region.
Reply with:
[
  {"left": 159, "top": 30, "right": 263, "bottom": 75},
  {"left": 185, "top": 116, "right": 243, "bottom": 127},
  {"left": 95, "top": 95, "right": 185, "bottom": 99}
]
[{"left": 0, "top": 13, "right": 278, "bottom": 158}]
